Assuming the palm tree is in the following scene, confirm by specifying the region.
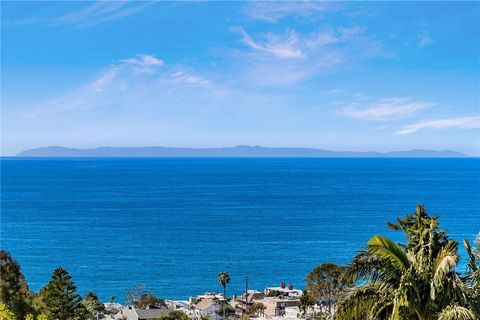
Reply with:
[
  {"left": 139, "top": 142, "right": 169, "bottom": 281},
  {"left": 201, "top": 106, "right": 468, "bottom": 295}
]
[
  {"left": 464, "top": 234, "right": 480, "bottom": 315},
  {"left": 337, "top": 205, "right": 476, "bottom": 320},
  {"left": 218, "top": 272, "right": 230, "bottom": 319}
]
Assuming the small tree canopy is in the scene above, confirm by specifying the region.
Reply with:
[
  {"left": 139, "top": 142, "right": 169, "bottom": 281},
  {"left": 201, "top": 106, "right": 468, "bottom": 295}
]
[
  {"left": 83, "top": 291, "right": 105, "bottom": 319},
  {"left": 39, "top": 267, "right": 86, "bottom": 320},
  {"left": 0, "top": 250, "right": 33, "bottom": 319},
  {"left": 136, "top": 293, "right": 166, "bottom": 309}
]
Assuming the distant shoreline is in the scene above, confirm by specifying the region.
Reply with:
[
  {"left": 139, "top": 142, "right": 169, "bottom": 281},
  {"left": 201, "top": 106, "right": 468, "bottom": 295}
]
[{"left": 14, "top": 145, "right": 468, "bottom": 158}]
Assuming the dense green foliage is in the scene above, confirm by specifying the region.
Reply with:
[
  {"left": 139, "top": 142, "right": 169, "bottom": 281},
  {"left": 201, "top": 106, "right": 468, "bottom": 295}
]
[
  {"left": 464, "top": 234, "right": 480, "bottom": 316},
  {"left": 39, "top": 268, "right": 86, "bottom": 320},
  {"left": 305, "top": 262, "right": 351, "bottom": 315},
  {"left": 246, "top": 302, "right": 266, "bottom": 317},
  {"left": 82, "top": 292, "right": 105, "bottom": 319},
  {"left": 0, "top": 251, "right": 33, "bottom": 319},
  {"left": 336, "top": 205, "right": 478, "bottom": 320},
  {"left": 0, "top": 303, "right": 16, "bottom": 320},
  {"left": 298, "top": 289, "right": 315, "bottom": 317},
  {"left": 158, "top": 310, "right": 190, "bottom": 320},
  {"left": 136, "top": 293, "right": 167, "bottom": 309},
  {"left": 1, "top": 204, "right": 478, "bottom": 320}
]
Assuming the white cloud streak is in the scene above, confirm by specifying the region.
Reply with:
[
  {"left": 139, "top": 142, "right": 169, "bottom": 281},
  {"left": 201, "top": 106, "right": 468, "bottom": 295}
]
[
  {"left": 23, "top": 54, "right": 214, "bottom": 118},
  {"left": 340, "top": 98, "right": 435, "bottom": 121},
  {"left": 233, "top": 27, "right": 305, "bottom": 59},
  {"left": 397, "top": 116, "right": 480, "bottom": 135},
  {"left": 56, "top": 1, "right": 153, "bottom": 27},
  {"left": 244, "top": 1, "right": 338, "bottom": 22},
  {"left": 230, "top": 24, "right": 392, "bottom": 86},
  {"left": 418, "top": 34, "right": 433, "bottom": 48}
]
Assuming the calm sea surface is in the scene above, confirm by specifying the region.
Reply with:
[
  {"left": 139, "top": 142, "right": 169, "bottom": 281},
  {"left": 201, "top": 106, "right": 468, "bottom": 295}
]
[{"left": 1, "top": 158, "right": 479, "bottom": 301}]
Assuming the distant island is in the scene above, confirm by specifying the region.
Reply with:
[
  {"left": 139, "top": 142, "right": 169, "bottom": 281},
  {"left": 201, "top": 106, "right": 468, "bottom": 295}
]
[{"left": 16, "top": 145, "right": 467, "bottom": 157}]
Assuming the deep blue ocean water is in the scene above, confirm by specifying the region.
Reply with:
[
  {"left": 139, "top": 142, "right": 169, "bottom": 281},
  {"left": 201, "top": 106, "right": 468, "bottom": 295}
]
[{"left": 1, "top": 158, "right": 479, "bottom": 302}]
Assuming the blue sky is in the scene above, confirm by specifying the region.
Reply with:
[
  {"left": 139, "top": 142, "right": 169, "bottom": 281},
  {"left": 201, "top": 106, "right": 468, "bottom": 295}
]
[{"left": 2, "top": 1, "right": 479, "bottom": 156}]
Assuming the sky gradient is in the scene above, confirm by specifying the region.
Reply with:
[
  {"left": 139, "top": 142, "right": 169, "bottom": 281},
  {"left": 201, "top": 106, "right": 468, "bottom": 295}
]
[{"left": 2, "top": 1, "right": 479, "bottom": 156}]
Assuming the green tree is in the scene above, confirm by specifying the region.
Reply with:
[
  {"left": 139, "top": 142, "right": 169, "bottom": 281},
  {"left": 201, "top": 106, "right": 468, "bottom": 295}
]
[
  {"left": 159, "top": 310, "right": 190, "bottom": 320},
  {"left": 39, "top": 267, "right": 86, "bottom": 320},
  {"left": 217, "top": 272, "right": 230, "bottom": 319},
  {"left": 83, "top": 292, "right": 105, "bottom": 319},
  {"left": 125, "top": 284, "right": 148, "bottom": 307},
  {"left": 36, "top": 314, "right": 48, "bottom": 320},
  {"left": 464, "top": 234, "right": 480, "bottom": 316},
  {"left": 136, "top": 293, "right": 166, "bottom": 309},
  {"left": 337, "top": 205, "right": 476, "bottom": 320},
  {"left": 298, "top": 290, "right": 315, "bottom": 319},
  {"left": 0, "top": 303, "right": 15, "bottom": 320},
  {"left": 217, "top": 272, "right": 230, "bottom": 300},
  {"left": 0, "top": 251, "right": 33, "bottom": 319},
  {"left": 216, "top": 304, "right": 235, "bottom": 318},
  {"left": 387, "top": 204, "right": 449, "bottom": 256},
  {"left": 305, "top": 262, "right": 350, "bottom": 315},
  {"left": 246, "top": 302, "right": 265, "bottom": 317}
]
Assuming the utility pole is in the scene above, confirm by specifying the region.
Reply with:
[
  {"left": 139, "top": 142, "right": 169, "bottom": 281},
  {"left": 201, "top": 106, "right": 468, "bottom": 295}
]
[{"left": 242, "top": 274, "right": 248, "bottom": 318}]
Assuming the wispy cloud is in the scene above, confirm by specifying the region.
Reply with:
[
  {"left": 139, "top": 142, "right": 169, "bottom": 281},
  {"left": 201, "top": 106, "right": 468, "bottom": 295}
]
[
  {"left": 233, "top": 26, "right": 372, "bottom": 60},
  {"left": 4, "top": 17, "right": 39, "bottom": 26},
  {"left": 232, "top": 27, "right": 305, "bottom": 59},
  {"left": 23, "top": 54, "right": 215, "bottom": 118},
  {"left": 90, "top": 54, "right": 164, "bottom": 92},
  {"left": 397, "top": 116, "right": 480, "bottom": 135},
  {"left": 340, "top": 98, "right": 435, "bottom": 121},
  {"left": 418, "top": 34, "right": 433, "bottom": 48},
  {"left": 56, "top": 1, "right": 153, "bottom": 27},
  {"left": 244, "top": 1, "right": 338, "bottom": 22},
  {"left": 230, "top": 24, "right": 393, "bottom": 86},
  {"left": 167, "top": 71, "right": 211, "bottom": 87}
]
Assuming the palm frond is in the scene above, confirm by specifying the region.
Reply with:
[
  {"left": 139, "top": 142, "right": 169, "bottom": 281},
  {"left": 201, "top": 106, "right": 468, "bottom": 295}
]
[
  {"left": 431, "top": 241, "right": 459, "bottom": 300},
  {"left": 437, "top": 305, "right": 477, "bottom": 320},
  {"left": 337, "top": 285, "right": 386, "bottom": 320},
  {"left": 366, "top": 235, "right": 409, "bottom": 271}
]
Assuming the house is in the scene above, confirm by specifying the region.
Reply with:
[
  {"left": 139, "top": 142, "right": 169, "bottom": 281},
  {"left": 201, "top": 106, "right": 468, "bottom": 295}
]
[
  {"left": 165, "top": 299, "right": 192, "bottom": 316},
  {"left": 264, "top": 286, "right": 302, "bottom": 298},
  {"left": 115, "top": 306, "right": 170, "bottom": 320},
  {"left": 192, "top": 298, "right": 220, "bottom": 319},
  {"left": 256, "top": 296, "right": 300, "bottom": 318},
  {"left": 190, "top": 292, "right": 224, "bottom": 302},
  {"left": 234, "top": 290, "right": 265, "bottom": 315},
  {"left": 104, "top": 302, "right": 123, "bottom": 314}
]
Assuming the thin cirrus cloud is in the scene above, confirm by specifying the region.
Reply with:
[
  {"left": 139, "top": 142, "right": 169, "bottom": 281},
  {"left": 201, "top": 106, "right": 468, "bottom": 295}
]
[
  {"left": 244, "top": 1, "right": 338, "bottom": 22},
  {"left": 230, "top": 24, "right": 393, "bottom": 89},
  {"left": 339, "top": 98, "right": 435, "bottom": 121},
  {"left": 91, "top": 54, "right": 164, "bottom": 92},
  {"left": 232, "top": 27, "right": 305, "bottom": 59},
  {"left": 232, "top": 26, "right": 369, "bottom": 60},
  {"left": 397, "top": 116, "right": 480, "bottom": 135},
  {"left": 229, "top": 25, "right": 386, "bottom": 86},
  {"left": 418, "top": 34, "right": 433, "bottom": 48},
  {"left": 55, "top": 1, "right": 154, "bottom": 27},
  {"left": 22, "top": 54, "right": 213, "bottom": 118}
]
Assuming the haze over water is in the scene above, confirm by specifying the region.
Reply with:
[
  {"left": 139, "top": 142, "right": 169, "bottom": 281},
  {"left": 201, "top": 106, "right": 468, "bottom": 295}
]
[{"left": 1, "top": 157, "right": 479, "bottom": 302}]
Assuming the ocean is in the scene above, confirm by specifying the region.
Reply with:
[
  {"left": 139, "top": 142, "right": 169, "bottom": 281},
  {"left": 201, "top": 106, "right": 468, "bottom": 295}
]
[{"left": 1, "top": 157, "right": 479, "bottom": 302}]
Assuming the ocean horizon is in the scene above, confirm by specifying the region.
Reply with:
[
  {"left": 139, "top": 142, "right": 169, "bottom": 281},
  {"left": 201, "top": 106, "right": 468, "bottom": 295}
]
[{"left": 1, "top": 157, "right": 479, "bottom": 302}]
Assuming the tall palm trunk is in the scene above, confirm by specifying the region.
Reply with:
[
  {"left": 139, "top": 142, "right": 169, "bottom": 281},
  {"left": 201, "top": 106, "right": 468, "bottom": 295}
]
[{"left": 223, "top": 284, "right": 226, "bottom": 320}]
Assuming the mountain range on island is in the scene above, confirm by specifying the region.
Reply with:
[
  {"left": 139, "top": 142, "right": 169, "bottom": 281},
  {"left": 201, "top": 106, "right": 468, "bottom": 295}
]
[{"left": 16, "top": 145, "right": 468, "bottom": 158}]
